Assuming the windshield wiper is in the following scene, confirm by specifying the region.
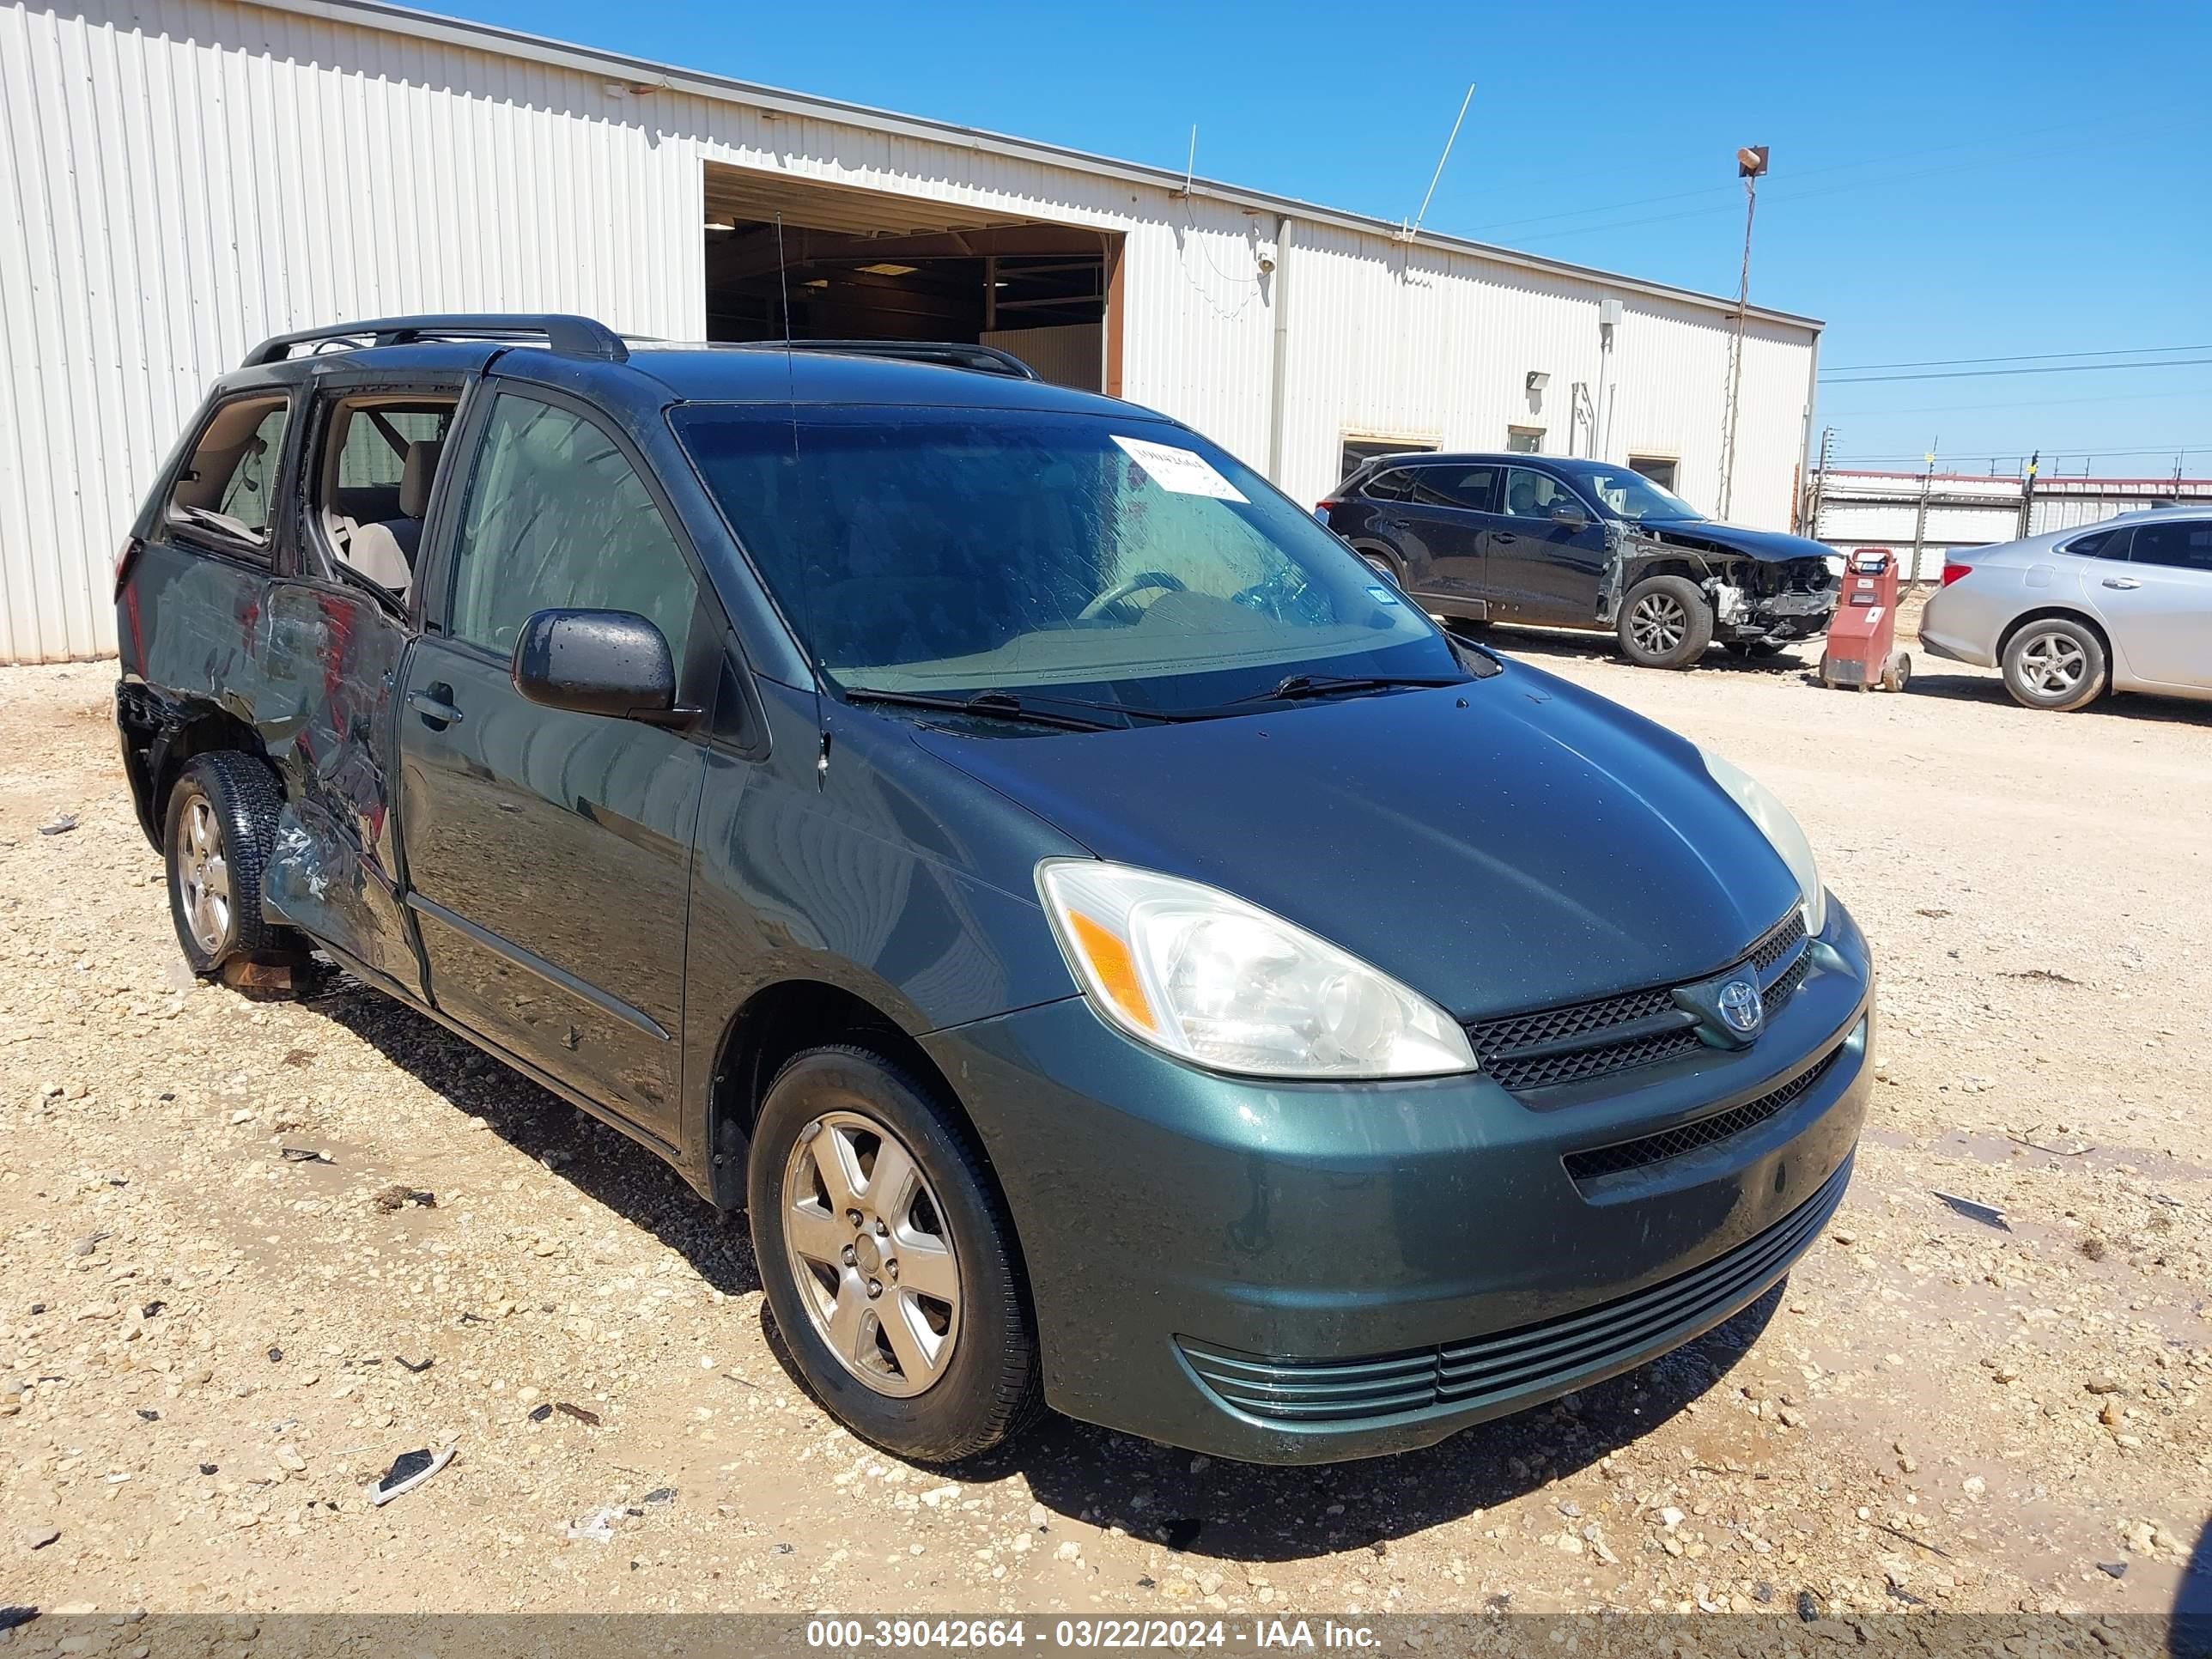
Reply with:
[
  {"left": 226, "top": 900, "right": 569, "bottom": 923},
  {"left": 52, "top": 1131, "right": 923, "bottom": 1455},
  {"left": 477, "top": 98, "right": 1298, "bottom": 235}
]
[
  {"left": 1225, "top": 672, "right": 1464, "bottom": 707},
  {"left": 839, "top": 687, "right": 1115, "bottom": 732}
]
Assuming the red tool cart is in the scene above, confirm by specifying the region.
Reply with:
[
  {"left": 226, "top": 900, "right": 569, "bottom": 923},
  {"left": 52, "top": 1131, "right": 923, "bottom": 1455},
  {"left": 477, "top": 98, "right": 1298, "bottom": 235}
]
[{"left": 1819, "top": 549, "right": 1912, "bottom": 692}]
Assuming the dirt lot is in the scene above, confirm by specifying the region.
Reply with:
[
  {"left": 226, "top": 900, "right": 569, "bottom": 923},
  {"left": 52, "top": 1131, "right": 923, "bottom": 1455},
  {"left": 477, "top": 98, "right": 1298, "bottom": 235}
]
[{"left": 2, "top": 637, "right": 2207, "bottom": 1623}]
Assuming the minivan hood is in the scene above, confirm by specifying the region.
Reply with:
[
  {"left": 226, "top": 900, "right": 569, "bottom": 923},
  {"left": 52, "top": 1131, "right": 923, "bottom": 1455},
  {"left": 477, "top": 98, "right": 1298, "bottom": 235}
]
[{"left": 913, "top": 661, "right": 1805, "bottom": 1022}]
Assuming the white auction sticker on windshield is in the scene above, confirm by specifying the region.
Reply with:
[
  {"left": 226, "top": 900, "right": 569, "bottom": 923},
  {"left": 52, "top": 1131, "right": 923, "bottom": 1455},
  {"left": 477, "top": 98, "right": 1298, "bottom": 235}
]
[{"left": 1110, "top": 434, "right": 1249, "bottom": 502}]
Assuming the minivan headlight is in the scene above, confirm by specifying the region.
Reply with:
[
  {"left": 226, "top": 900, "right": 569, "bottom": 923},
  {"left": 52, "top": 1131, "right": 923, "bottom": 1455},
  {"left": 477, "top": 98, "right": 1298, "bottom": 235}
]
[
  {"left": 1036, "top": 860, "right": 1477, "bottom": 1080},
  {"left": 1699, "top": 747, "right": 1827, "bottom": 938}
]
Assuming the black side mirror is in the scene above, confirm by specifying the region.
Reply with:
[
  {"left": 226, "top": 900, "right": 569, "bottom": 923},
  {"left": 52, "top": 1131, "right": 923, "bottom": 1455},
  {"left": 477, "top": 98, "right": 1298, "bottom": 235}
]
[
  {"left": 511, "top": 609, "right": 683, "bottom": 722},
  {"left": 1550, "top": 502, "right": 1589, "bottom": 529}
]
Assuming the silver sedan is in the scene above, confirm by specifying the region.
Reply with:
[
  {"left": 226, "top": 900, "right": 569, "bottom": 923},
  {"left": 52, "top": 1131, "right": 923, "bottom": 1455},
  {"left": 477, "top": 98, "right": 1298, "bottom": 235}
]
[{"left": 1917, "top": 509, "right": 2212, "bottom": 711}]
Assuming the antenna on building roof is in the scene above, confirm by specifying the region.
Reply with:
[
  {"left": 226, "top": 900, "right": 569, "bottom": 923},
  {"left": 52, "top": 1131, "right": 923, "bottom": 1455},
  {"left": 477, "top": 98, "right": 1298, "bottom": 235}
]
[
  {"left": 1402, "top": 83, "right": 1475, "bottom": 242},
  {"left": 1180, "top": 125, "right": 1197, "bottom": 198}
]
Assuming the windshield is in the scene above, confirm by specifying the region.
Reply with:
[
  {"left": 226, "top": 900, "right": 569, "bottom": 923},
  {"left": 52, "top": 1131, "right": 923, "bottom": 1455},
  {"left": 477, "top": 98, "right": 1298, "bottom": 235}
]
[
  {"left": 672, "top": 405, "right": 1462, "bottom": 716},
  {"left": 1565, "top": 465, "right": 1705, "bottom": 524}
]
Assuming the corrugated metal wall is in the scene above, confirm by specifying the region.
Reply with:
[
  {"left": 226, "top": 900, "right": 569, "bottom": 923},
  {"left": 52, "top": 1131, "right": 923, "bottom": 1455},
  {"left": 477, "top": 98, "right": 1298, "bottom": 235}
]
[
  {"left": 0, "top": 0, "right": 1819, "bottom": 664},
  {"left": 1272, "top": 224, "right": 1813, "bottom": 523},
  {"left": 1812, "top": 471, "right": 2212, "bottom": 572}
]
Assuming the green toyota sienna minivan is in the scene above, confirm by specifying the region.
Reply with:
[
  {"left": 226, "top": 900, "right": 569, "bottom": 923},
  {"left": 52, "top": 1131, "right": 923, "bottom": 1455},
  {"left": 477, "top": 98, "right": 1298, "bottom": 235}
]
[{"left": 115, "top": 315, "right": 1871, "bottom": 1465}]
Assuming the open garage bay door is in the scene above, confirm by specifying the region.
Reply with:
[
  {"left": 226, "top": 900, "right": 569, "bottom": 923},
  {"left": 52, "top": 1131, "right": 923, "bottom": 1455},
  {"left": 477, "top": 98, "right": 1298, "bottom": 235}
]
[{"left": 702, "top": 165, "right": 1118, "bottom": 392}]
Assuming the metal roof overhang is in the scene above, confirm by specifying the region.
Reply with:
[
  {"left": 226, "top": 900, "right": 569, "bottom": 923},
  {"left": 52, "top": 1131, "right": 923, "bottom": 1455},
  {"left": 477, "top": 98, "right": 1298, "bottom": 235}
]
[{"left": 258, "top": 0, "right": 1824, "bottom": 334}]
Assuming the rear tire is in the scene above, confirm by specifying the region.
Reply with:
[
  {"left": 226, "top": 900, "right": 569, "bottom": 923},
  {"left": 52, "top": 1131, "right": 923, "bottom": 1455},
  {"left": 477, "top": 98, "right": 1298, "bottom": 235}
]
[
  {"left": 749, "top": 1046, "right": 1041, "bottom": 1463},
  {"left": 2001, "top": 617, "right": 2106, "bottom": 711},
  {"left": 163, "top": 752, "right": 302, "bottom": 977},
  {"left": 1617, "top": 574, "right": 1714, "bottom": 669}
]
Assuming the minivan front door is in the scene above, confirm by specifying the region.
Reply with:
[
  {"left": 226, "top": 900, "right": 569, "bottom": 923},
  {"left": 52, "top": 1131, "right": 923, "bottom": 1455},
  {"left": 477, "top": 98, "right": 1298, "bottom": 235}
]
[{"left": 396, "top": 388, "right": 714, "bottom": 1145}]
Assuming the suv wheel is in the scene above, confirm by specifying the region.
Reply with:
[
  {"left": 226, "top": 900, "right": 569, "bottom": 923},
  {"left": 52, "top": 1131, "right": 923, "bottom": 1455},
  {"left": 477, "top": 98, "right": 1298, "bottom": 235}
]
[
  {"left": 2002, "top": 617, "right": 2107, "bottom": 711},
  {"left": 163, "top": 752, "right": 300, "bottom": 976},
  {"left": 1617, "top": 574, "right": 1714, "bottom": 669},
  {"left": 750, "top": 1046, "right": 1040, "bottom": 1462}
]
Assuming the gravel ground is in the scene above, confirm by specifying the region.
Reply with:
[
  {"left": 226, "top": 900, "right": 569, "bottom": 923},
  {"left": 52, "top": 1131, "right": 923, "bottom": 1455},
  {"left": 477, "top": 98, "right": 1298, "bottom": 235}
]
[{"left": 2, "top": 637, "right": 2206, "bottom": 1623}]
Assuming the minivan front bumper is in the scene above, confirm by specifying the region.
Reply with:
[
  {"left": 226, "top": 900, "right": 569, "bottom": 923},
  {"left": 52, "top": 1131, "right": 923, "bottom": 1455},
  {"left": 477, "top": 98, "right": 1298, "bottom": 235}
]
[{"left": 924, "top": 897, "right": 1873, "bottom": 1463}]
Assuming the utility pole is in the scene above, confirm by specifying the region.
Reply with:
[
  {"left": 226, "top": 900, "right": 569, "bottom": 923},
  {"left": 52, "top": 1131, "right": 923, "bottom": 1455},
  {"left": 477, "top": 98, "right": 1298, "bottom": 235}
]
[
  {"left": 1910, "top": 441, "right": 1936, "bottom": 586},
  {"left": 1717, "top": 145, "right": 1768, "bottom": 521},
  {"left": 2017, "top": 451, "right": 2039, "bottom": 539},
  {"left": 1805, "top": 424, "right": 1835, "bottom": 537}
]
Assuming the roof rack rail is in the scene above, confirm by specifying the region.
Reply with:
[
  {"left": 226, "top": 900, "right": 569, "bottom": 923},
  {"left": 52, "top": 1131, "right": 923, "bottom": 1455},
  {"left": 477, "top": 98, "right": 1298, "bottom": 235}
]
[
  {"left": 780, "top": 339, "right": 1039, "bottom": 380},
  {"left": 242, "top": 313, "right": 629, "bottom": 368}
]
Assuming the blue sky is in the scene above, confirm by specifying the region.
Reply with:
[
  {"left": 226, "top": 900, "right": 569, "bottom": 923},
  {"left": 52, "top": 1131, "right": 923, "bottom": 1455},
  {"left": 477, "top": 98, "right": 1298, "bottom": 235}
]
[{"left": 432, "top": 0, "right": 2209, "bottom": 477}]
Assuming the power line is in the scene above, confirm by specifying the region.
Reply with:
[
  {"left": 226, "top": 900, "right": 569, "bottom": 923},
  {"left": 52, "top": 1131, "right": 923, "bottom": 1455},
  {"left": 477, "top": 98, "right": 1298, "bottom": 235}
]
[
  {"left": 1826, "top": 343, "right": 2212, "bottom": 373},
  {"left": 1463, "top": 114, "right": 2113, "bottom": 238},
  {"left": 1817, "top": 385, "right": 2212, "bottom": 421},
  {"left": 1831, "top": 441, "right": 2212, "bottom": 466},
  {"left": 1823, "top": 357, "right": 2212, "bottom": 386}
]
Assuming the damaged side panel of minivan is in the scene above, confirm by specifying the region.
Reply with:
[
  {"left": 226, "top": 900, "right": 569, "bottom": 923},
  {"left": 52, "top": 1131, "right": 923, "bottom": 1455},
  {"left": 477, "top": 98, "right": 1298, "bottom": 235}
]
[
  {"left": 254, "top": 581, "right": 420, "bottom": 993},
  {"left": 117, "top": 538, "right": 421, "bottom": 995}
]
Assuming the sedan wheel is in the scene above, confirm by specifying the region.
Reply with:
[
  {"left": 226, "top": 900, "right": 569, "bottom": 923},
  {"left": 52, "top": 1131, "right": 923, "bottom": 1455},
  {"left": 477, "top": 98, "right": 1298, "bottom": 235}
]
[
  {"left": 2001, "top": 617, "right": 2108, "bottom": 712},
  {"left": 781, "top": 1110, "right": 961, "bottom": 1397}
]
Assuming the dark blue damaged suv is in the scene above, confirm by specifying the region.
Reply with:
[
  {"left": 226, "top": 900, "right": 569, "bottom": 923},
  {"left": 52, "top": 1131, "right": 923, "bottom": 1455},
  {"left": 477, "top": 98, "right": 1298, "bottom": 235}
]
[{"left": 115, "top": 313, "right": 1871, "bottom": 1465}]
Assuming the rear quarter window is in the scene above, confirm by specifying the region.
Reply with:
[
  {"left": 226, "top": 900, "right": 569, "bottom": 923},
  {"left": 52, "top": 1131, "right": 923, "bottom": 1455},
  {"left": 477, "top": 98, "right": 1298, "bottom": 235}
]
[{"left": 164, "top": 392, "right": 291, "bottom": 558}]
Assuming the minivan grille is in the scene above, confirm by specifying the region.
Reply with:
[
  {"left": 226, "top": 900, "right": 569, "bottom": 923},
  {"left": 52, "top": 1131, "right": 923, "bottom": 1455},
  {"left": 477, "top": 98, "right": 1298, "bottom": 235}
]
[
  {"left": 1561, "top": 1041, "right": 1843, "bottom": 1186},
  {"left": 1466, "top": 910, "right": 1810, "bottom": 1096},
  {"left": 1179, "top": 1158, "right": 1850, "bottom": 1425}
]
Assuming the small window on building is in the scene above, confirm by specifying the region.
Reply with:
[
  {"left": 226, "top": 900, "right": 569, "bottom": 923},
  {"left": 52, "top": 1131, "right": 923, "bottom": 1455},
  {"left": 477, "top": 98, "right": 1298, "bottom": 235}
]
[
  {"left": 165, "top": 393, "right": 290, "bottom": 556},
  {"left": 1340, "top": 435, "right": 1436, "bottom": 482},
  {"left": 1505, "top": 426, "right": 1545, "bottom": 455},
  {"left": 2130, "top": 518, "right": 2212, "bottom": 573},
  {"left": 1628, "top": 455, "right": 1680, "bottom": 492}
]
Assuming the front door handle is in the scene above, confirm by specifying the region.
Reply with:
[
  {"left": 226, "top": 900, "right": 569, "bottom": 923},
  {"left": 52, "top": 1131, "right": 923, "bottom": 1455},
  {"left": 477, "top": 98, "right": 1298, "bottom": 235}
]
[
  {"left": 2102, "top": 577, "right": 2142, "bottom": 590},
  {"left": 408, "top": 685, "right": 464, "bottom": 727},
  {"left": 1492, "top": 532, "right": 1518, "bottom": 545}
]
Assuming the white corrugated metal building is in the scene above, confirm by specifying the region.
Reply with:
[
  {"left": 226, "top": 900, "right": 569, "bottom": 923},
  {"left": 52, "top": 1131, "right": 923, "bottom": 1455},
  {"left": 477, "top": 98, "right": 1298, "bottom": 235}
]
[{"left": 0, "top": 0, "right": 1824, "bottom": 664}]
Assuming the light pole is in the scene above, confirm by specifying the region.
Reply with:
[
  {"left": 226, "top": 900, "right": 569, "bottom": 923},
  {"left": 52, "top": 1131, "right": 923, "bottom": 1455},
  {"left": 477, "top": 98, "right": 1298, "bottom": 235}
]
[{"left": 1718, "top": 144, "right": 1768, "bottom": 521}]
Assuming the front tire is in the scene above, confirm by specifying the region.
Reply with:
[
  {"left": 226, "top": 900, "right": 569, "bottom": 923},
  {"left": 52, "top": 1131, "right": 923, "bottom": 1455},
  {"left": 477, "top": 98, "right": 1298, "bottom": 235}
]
[
  {"left": 749, "top": 1047, "right": 1040, "bottom": 1462},
  {"left": 1617, "top": 574, "right": 1714, "bottom": 669},
  {"left": 2001, "top": 617, "right": 2106, "bottom": 711},
  {"left": 163, "top": 752, "right": 298, "bottom": 976}
]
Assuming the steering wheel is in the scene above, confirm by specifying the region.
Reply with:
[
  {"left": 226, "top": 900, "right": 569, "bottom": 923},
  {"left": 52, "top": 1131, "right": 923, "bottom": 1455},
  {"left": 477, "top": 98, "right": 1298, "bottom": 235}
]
[{"left": 1078, "top": 570, "right": 1185, "bottom": 622}]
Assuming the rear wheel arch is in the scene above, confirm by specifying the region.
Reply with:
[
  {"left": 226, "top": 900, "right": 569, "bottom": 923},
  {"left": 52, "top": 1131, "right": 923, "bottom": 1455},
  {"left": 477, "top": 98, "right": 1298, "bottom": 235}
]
[
  {"left": 1996, "top": 604, "right": 2112, "bottom": 670},
  {"left": 137, "top": 704, "right": 279, "bottom": 847}
]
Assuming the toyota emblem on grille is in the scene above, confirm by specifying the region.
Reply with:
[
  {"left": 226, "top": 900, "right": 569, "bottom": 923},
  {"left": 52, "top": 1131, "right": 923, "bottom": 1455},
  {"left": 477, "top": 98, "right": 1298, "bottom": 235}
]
[{"left": 1717, "top": 978, "right": 1765, "bottom": 1036}]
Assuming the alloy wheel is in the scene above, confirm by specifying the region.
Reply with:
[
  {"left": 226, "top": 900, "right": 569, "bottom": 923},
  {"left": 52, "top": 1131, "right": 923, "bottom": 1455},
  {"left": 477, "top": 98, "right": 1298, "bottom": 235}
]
[
  {"left": 175, "top": 796, "right": 233, "bottom": 954},
  {"left": 2016, "top": 629, "right": 2088, "bottom": 696},
  {"left": 1630, "top": 592, "right": 1688, "bottom": 655},
  {"left": 781, "top": 1110, "right": 961, "bottom": 1397}
]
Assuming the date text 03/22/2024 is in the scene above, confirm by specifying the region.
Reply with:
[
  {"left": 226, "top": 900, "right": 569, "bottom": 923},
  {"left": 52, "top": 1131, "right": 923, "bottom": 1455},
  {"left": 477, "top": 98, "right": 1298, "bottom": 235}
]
[{"left": 804, "top": 1618, "right": 1381, "bottom": 1650}]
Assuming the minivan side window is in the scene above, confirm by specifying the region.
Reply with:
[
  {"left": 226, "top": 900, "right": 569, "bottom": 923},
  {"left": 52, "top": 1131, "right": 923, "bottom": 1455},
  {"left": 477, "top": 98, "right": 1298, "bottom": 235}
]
[
  {"left": 443, "top": 393, "right": 698, "bottom": 662},
  {"left": 165, "top": 393, "right": 290, "bottom": 556},
  {"left": 2129, "top": 519, "right": 2212, "bottom": 574}
]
